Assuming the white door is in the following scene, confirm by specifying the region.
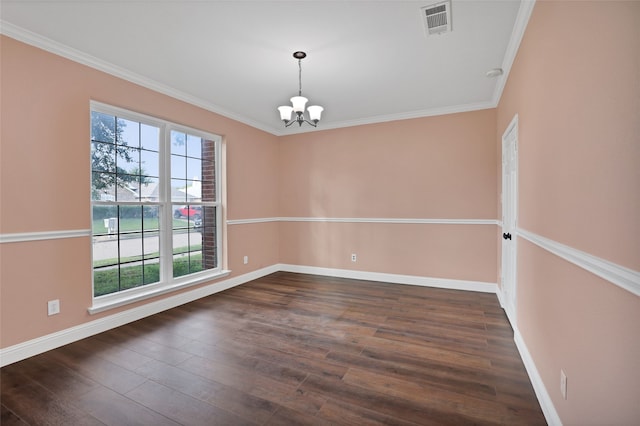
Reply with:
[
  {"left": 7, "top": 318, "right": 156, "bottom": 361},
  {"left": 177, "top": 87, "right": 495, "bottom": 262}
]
[{"left": 501, "top": 114, "right": 518, "bottom": 325}]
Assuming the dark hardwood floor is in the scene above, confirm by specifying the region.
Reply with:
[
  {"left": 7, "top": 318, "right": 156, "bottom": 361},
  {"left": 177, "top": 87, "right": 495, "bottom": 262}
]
[{"left": 1, "top": 272, "right": 546, "bottom": 425}]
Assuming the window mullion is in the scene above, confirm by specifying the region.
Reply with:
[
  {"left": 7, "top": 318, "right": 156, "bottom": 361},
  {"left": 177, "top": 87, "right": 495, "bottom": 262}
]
[{"left": 160, "top": 124, "right": 173, "bottom": 283}]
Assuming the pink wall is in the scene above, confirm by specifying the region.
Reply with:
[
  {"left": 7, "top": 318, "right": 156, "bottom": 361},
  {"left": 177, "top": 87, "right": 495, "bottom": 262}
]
[
  {"left": 3, "top": 3, "right": 638, "bottom": 422},
  {"left": 278, "top": 111, "right": 498, "bottom": 282},
  {"left": 0, "top": 36, "right": 279, "bottom": 347},
  {"left": 497, "top": 1, "right": 640, "bottom": 424}
]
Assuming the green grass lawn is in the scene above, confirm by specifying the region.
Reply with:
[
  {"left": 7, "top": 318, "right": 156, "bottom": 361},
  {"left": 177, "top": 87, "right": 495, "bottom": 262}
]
[
  {"left": 93, "top": 253, "right": 204, "bottom": 297},
  {"left": 92, "top": 217, "right": 191, "bottom": 234},
  {"left": 93, "top": 244, "right": 201, "bottom": 268}
]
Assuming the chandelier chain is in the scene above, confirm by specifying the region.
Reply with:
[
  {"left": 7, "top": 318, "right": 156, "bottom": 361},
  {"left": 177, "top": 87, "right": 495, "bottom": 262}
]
[{"left": 298, "top": 59, "right": 302, "bottom": 97}]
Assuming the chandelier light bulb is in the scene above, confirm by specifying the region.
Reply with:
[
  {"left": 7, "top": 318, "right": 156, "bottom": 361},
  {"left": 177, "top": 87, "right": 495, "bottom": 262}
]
[
  {"left": 307, "top": 105, "right": 323, "bottom": 122},
  {"left": 277, "top": 105, "right": 293, "bottom": 121},
  {"left": 290, "top": 96, "right": 308, "bottom": 113}
]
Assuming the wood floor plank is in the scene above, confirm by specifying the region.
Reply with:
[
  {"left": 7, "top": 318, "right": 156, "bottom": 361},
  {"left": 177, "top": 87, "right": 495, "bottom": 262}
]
[
  {"left": 1, "top": 404, "right": 29, "bottom": 426},
  {"left": 299, "top": 373, "right": 487, "bottom": 426},
  {"left": 135, "top": 359, "right": 278, "bottom": 424},
  {"left": 265, "top": 406, "right": 334, "bottom": 426},
  {"left": 326, "top": 348, "right": 497, "bottom": 399},
  {"left": 42, "top": 343, "right": 148, "bottom": 395},
  {"left": 342, "top": 367, "right": 524, "bottom": 425},
  {"left": 125, "top": 380, "right": 255, "bottom": 426},
  {"left": 315, "top": 398, "right": 423, "bottom": 426},
  {"left": 1, "top": 366, "right": 104, "bottom": 425},
  {"left": 1, "top": 272, "right": 546, "bottom": 425},
  {"left": 75, "top": 385, "right": 180, "bottom": 426}
]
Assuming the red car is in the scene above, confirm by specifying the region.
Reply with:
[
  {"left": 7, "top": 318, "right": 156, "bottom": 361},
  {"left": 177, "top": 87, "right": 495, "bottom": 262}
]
[{"left": 174, "top": 206, "right": 201, "bottom": 220}]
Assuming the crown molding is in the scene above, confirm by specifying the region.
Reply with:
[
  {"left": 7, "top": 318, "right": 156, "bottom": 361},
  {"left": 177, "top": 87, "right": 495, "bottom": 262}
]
[
  {"left": 0, "top": 21, "right": 281, "bottom": 136},
  {"left": 491, "top": 0, "right": 537, "bottom": 106},
  {"left": 282, "top": 101, "right": 497, "bottom": 135}
]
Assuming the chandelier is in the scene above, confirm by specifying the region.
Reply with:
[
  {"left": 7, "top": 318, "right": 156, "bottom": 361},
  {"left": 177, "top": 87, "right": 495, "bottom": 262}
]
[{"left": 277, "top": 51, "right": 324, "bottom": 127}]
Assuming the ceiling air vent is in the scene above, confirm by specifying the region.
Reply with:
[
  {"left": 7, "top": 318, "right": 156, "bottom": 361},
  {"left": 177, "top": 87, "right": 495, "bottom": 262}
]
[{"left": 421, "top": 1, "right": 452, "bottom": 36}]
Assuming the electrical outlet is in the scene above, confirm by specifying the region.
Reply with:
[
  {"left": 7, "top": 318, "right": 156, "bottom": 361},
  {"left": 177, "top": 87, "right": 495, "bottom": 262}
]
[
  {"left": 243, "top": 255, "right": 249, "bottom": 265},
  {"left": 351, "top": 253, "right": 357, "bottom": 262},
  {"left": 560, "top": 369, "right": 567, "bottom": 400},
  {"left": 48, "top": 299, "right": 60, "bottom": 316}
]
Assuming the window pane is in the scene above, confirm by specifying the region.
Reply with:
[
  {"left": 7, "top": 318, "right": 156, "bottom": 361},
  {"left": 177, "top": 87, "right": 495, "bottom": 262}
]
[
  {"left": 91, "top": 112, "right": 115, "bottom": 143},
  {"left": 201, "top": 159, "right": 216, "bottom": 202},
  {"left": 93, "top": 230, "right": 118, "bottom": 266},
  {"left": 143, "top": 206, "right": 160, "bottom": 231},
  {"left": 92, "top": 205, "right": 118, "bottom": 235},
  {"left": 118, "top": 147, "right": 139, "bottom": 175},
  {"left": 119, "top": 119, "right": 140, "bottom": 148},
  {"left": 143, "top": 260, "right": 161, "bottom": 285},
  {"left": 141, "top": 123, "right": 159, "bottom": 151},
  {"left": 186, "top": 157, "right": 201, "bottom": 181},
  {"left": 171, "top": 131, "right": 186, "bottom": 156},
  {"left": 91, "top": 142, "right": 115, "bottom": 172},
  {"left": 185, "top": 180, "right": 201, "bottom": 200},
  {"left": 116, "top": 180, "right": 137, "bottom": 201},
  {"left": 140, "top": 177, "right": 159, "bottom": 202},
  {"left": 171, "top": 179, "right": 189, "bottom": 202},
  {"left": 202, "top": 139, "right": 216, "bottom": 163},
  {"left": 186, "top": 134, "right": 202, "bottom": 158},
  {"left": 140, "top": 149, "right": 159, "bottom": 178},
  {"left": 171, "top": 154, "right": 186, "bottom": 179},
  {"left": 200, "top": 206, "right": 217, "bottom": 270},
  {"left": 120, "top": 264, "right": 144, "bottom": 291},
  {"left": 120, "top": 205, "right": 142, "bottom": 233},
  {"left": 91, "top": 173, "right": 116, "bottom": 201}
]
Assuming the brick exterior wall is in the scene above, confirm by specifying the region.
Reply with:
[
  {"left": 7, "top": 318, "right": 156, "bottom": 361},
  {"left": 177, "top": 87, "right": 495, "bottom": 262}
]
[{"left": 201, "top": 139, "right": 217, "bottom": 269}]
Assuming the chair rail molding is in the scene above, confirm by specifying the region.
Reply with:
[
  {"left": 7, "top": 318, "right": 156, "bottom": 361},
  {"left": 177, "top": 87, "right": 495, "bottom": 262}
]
[
  {"left": 0, "top": 229, "right": 91, "bottom": 244},
  {"left": 227, "top": 217, "right": 499, "bottom": 226},
  {"left": 517, "top": 228, "right": 640, "bottom": 297}
]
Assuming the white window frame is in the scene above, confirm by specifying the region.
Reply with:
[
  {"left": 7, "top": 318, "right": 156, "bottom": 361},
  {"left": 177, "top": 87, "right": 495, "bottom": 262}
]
[{"left": 89, "top": 101, "right": 228, "bottom": 314}]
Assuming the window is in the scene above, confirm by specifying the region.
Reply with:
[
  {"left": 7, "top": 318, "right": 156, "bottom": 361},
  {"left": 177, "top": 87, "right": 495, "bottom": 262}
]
[{"left": 90, "top": 102, "right": 223, "bottom": 309}]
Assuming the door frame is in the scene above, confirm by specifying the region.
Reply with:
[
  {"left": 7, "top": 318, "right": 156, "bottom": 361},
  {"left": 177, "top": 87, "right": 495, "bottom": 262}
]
[{"left": 501, "top": 113, "right": 519, "bottom": 326}]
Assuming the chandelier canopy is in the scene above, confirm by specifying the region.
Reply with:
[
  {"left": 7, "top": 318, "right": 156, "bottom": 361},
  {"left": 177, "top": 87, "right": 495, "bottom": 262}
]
[{"left": 277, "top": 51, "right": 324, "bottom": 127}]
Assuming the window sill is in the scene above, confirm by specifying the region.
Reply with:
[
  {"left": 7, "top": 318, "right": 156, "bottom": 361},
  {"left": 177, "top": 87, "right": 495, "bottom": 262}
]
[{"left": 88, "top": 269, "right": 231, "bottom": 315}]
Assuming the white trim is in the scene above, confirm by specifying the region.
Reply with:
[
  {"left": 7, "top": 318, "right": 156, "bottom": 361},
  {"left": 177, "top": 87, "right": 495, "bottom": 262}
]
[
  {"left": 227, "top": 217, "right": 499, "bottom": 226},
  {"left": 278, "top": 264, "right": 498, "bottom": 294},
  {"left": 227, "top": 217, "right": 281, "bottom": 225},
  {"left": 518, "top": 228, "right": 640, "bottom": 297},
  {"left": 0, "top": 264, "right": 278, "bottom": 367},
  {"left": 492, "top": 1, "right": 536, "bottom": 106},
  {"left": 0, "top": 229, "right": 91, "bottom": 244},
  {"left": 307, "top": 102, "right": 497, "bottom": 135},
  {"left": 514, "top": 327, "right": 563, "bottom": 426},
  {"left": 88, "top": 270, "right": 231, "bottom": 314}
]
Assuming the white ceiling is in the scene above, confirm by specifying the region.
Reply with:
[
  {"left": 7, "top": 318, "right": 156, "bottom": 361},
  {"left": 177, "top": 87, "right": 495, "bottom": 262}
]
[{"left": 0, "top": 0, "right": 531, "bottom": 135}]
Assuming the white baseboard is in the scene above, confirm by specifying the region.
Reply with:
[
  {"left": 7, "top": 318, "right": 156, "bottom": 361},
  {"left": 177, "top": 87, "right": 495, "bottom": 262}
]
[
  {"left": 278, "top": 263, "right": 498, "bottom": 294},
  {"left": 0, "top": 265, "right": 279, "bottom": 367},
  {"left": 0, "top": 264, "right": 497, "bottom": 367},
  {"left": 514, "top": 327, "right": 563, "bottom": 426}
]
